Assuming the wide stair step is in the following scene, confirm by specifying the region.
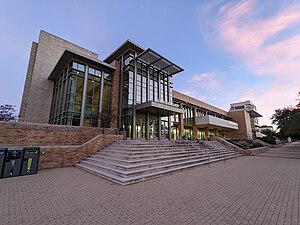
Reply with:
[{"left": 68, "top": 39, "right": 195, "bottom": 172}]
[{"left": 76, "top": 140, "right": 240, "bottom": 185}]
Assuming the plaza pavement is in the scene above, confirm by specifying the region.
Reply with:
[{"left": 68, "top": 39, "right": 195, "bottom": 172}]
[{"left": 0, "top": 142, "right": 299, "bottom": 225}]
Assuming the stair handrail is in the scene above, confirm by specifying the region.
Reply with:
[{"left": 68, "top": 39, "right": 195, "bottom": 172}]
[
  {"left": 213, "top": 137, "right": 239, "bottom": 160},
  {"left": 103, "top": 128, "right": 120, "bottom": 135},
  {"left": 193, "top": 136, "right": 211, "bottom": 168},
  {"left": 183, "top": 136, "right": 211, "bottom": 168}
]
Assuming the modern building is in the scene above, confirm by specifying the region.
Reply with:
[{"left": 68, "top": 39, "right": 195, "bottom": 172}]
[
  {"left": 20, "top": 30, "right": 262, "bottom": 141},
  {"left": 228, "top": 101, "right": 262, "bottom": 139}
]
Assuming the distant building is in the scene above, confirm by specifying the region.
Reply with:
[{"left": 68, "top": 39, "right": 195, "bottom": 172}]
[
  {"left": 229, "top": 101, "right": 262, "bottom": 139},
  {"left": 20, "top": 30, "right": 262, "bottom": 140}
]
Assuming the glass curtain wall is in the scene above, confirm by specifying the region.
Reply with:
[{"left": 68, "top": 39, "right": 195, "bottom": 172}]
[
  {"left": 83, "top": 68, "right": 101, "bottom": 127},
  {"left": 121, "top": 50, "right": 174, "bottom": 138},
  {"left": 49, "top": 60, "right": 112, "bottom": 127}
]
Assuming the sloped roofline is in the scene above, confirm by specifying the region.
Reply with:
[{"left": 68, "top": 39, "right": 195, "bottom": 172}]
[{"left": 104, "top": 39, "right": 145, "bottom": 63}]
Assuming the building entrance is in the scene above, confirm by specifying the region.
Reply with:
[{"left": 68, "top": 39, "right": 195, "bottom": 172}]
[{"left": 136, "top": 118, "right": 146, "bottom": 139}]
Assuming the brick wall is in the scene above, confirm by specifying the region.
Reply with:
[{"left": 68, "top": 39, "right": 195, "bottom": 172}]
[
  {"left": 110, "top": 60, "right": 120, "bottom": 128},
  {"left": 0, "top": 121, "right": 107, "bottom": 146},
  {"left": 0, "top": 121, "right": 122, "bottom": 170},
  {"left": 40, "top": 134, "right": 123, "bottom": 169}
]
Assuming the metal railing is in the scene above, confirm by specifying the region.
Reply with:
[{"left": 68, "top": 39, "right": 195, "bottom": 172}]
[
  {"left": 103, "top": 128, "right": 120, "bottom": 135},
  {"left": 213, "top": 137, "right": 239, "bottom": 160},
  {"left": 180, "top": 137, "right": 211, "bottom": 168}
]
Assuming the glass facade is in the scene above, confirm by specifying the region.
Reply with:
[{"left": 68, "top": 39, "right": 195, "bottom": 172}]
[
  {"left": 121, "top": 50, "right": 175, "bottom": 139},
  {"left": 49, "top": 60, "right": 112, "bottom": 127}
]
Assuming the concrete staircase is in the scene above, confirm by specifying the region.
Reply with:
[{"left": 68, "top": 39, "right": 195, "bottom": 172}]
[{"left": 76, "top": 140, "right": 240, "bottom": 185}]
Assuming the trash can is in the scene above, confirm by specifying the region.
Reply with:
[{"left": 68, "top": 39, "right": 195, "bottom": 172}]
[
  {"left": 2, "top": 149, "right": 23, "bottom": 178},
  {"left": 0, "top": 148, "right": 7, "bottom": 178},
  {"left": 21, "top": 147, "right": 40, "bottom": 176}
]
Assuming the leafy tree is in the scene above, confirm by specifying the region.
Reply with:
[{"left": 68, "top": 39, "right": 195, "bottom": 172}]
[
  {"left": 271, "top": 92, "right": 300, "bottom": 139},
  {"left": 0, "top": 104, "right": 17, "bottom": 122},
  {"left": 259, "top": 129, "right": 277, "bottom": 144}
]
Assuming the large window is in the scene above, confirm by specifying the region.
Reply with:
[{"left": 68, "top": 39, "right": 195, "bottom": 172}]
[
  {"left": 49, "top": 60, "right": 113, "bottom": 127},
  {"left": 83, "top": 70, "right": 101, "bottom": 127}
]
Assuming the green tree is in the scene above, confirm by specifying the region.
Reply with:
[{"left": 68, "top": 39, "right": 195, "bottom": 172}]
[
  {"left": 0, "top": 104, "right": 17, "bottom": 122},
  {"left": 271, "top": 92, "right": 300, "bottom": 139}
]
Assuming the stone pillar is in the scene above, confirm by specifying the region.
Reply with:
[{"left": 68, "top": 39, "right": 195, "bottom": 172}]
[
  {"left": 204, "top": 127, "right": 209, "bottom": 141},
  {"left": 158, "top": 115, "right": 161, "bottom": 140},
  {"left": 146, "top": 112, "right": 150, "bottom": 140},
  {"left": 111, "top": 60, "right": 120, "bottom": 128},
  {"left": 214, "top": 128, "right": 218, "bottom": 137},
  {"left": 192, "top": 108, "right": 197, "bottom": 140},
  {"left": 168, "top": 115, "right": 171, "bottom": 140},
  {"left": 179, "top": 103, "right": 184, "bottom": 139},
  {"left": 132, "top": 111, "right": 136, "bottom": 140}
]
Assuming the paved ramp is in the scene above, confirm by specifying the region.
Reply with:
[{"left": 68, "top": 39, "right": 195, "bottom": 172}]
[{"left": 257, "top": 142, "right": 300, "bottom": 159}]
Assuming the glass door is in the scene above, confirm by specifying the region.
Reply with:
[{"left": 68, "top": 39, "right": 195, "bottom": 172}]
[
  {"left": 149, "top": 119, "right": 158, "bottom": 139},
  {"left": 136, "top": 118, "right": 146, "bottom": 139}
]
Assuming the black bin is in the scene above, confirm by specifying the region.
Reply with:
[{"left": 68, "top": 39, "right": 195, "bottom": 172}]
[
  {"left": 0, "top": 148, "right": 7, "bottom": 178},
  {"left": 2, "top": 149, "right": 23, "bottom": 178},
  {"left": 21, "top": 147, "right": 40, "bottom": 176}
]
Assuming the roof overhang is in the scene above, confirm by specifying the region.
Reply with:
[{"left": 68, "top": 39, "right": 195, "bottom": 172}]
[
  {"left": 49, "top": 50, "right": 115, "bottom": 80},
  {"left": 136, "top": 48, "right": 183, "bottom": 76},
  {"left": 104, "top": 39, "right": 145, "bottom": 64},
  {"left": 249, "top": 110, "right": 262, "bottom": 118},
  {"left": 136, "top": 101, "right": 184, "bottom": 116}
]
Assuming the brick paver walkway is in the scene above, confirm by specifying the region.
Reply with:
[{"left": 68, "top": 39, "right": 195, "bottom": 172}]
[{"left": 0, "top": 143, "right": 299, "bottom": 225}]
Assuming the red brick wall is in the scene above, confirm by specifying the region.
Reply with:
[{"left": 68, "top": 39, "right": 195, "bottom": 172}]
[
  {"left": 39, "top": 134, "right": 123, "bottom": 169},
  {"left": 0, "top": 122, "right": 107, "bottom": 146},
  {"left": 0, "top": 122, "right": 123, "bottom": 170},
  {"left": 110, "top": 60, "right": 120, "bottom": 128}
]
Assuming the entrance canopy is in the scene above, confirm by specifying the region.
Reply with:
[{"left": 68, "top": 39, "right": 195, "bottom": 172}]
[
  {"left": 136, "top": 49, "right": 183, "bottom": 76},
  {"left": 136, "top": 101, "right": 184, "bottom": 116}
]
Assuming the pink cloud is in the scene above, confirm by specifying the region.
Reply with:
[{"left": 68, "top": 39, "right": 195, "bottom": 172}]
[
  {"left": 192, "top": 72, "right": 221, "bottom": 89},
  {"left": 198, "top": 0, "right": 300, "bottom": 125}
]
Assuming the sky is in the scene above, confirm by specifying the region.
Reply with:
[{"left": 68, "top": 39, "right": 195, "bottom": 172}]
[{"left": 0, "top": 0, "right": 300, "bottom": 126}]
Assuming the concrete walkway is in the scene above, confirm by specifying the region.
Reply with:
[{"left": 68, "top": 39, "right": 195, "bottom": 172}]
[
  {"left": 257, "top": 142, "right": 300, "bottom": 159},
  {"left": 0, "top": 143, "right": 299, "bottom": 225}
]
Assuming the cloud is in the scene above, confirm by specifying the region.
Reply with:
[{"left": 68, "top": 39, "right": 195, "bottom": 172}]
[
  {"left": 191, "top": 72, "right": 221, "bottom": 89},
  {"left": 180, "top": 90, "right": 197, "bottom": 98},
  {"left": 197, "top": 0, "right": 300, "bottom": 125}
]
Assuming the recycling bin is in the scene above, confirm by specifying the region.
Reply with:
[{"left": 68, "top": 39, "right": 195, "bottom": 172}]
[
  {"left": 2, "top": 149, "right": 23, "bottom": 178},
  {"left": 21, "top": 147, "right": 40, "bottom": 176},
  {"left": 0, "top": 148, "right": 7, "bottom": 178}
]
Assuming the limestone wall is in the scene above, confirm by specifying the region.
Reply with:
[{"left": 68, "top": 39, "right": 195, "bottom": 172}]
[{"left": 22, "top": 30, "right": 99, "bottom": 123}]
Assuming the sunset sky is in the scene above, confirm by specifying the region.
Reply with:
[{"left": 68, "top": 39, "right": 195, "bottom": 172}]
[{"left": 1, "top": 0, "right": 299, "bottom": 126}]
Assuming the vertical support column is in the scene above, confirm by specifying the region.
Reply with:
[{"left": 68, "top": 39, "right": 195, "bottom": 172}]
[
  {"left": 192, "top": 108, "right": 197, "bottom": 140},
  {"left": 158, "top": 115, "right": 161, "bottom": 140},
  {"left": 147, "top": 66, "right": 150, "bottom": 101},
  {"left": 204, "top": 127, "right": 209, "bottom": 141},
  {"left": 167, "top": 75, "right": 171, "bottom": 104},
  {"left": 214, "top": 128, "right": 218, "bottom": 137},
  {"left": 158, "top": 71, "right": 161, "bottom": 101},
  {"left": 179, "top": 103, "right": 184, "bottom": 139},
  {"left": 118, "top": 55, "right": 124, "bottom": 129},
  {"left": 146, "top": 112, "right": 150, "bottom": 140},
  {"left": 132, "top": 54, "right": 137, "bottom": 139},
  {"left": 97, "top": 69, "right": 105, "bottom": 128},
  {"left": 80, "top": 64, "right": 89, "bottom": 126},
  {"left": 168, "top": 115, "right": 172, "bottom": 140},
  {"left": 99, "top": 70, "right": 105, "bottom": 114}
]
